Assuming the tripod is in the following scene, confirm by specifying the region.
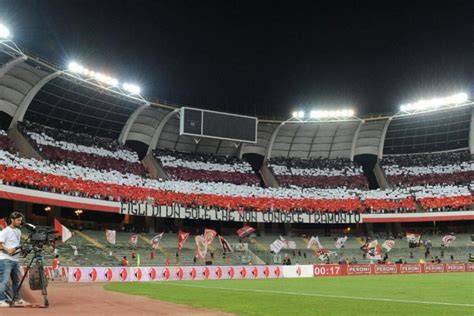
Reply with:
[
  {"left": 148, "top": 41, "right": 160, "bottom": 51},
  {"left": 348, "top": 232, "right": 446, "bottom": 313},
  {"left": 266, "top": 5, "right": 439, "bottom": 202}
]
[{"left": 16, "top": 245, "right": 49, "bottom": 307}]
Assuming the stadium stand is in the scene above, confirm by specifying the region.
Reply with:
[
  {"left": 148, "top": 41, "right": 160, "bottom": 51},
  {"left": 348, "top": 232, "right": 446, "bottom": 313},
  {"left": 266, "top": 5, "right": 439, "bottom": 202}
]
[
  {"left": 0, "top": 144, "right": 470, "bottom": 212},
  {"left": 268, "top": 156, "right": 368, "bottom": 189},
  {"left": 31, "top": 230, "right": 473, "bottom": 267},
  {"left": 382, "top": 151, "right": 473, "bottom": 187},
  {"left": 0, "top": 129, "right": 16, "bottom": 154},
  {"left": 18, "top": 120, "right": 147, "bottom": 176},
  {"left": 153, "top": 148, "right": 260, "bottom": 185}
]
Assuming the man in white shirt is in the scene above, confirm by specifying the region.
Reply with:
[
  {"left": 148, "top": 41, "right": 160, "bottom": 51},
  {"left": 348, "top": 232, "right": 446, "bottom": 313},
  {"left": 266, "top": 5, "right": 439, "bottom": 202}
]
[{"left": 0, "top": 212, "right": 30, "bottom": 307}]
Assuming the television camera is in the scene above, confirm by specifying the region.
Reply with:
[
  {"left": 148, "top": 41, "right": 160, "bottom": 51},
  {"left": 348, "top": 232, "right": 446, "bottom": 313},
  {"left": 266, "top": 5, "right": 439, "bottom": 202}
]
[{"left": 14, "top": 223, "right": 58, "bottom": 307}]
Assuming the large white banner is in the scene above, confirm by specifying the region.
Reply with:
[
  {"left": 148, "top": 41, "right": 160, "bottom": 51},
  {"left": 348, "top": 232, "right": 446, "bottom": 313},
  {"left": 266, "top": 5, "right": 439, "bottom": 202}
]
[{"left": 120, "top": 203, "right": 362, "bottom": 224}]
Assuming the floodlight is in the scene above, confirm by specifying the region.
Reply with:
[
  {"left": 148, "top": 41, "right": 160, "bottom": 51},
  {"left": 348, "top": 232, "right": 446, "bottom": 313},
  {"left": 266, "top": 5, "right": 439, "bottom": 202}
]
[
  {"left": 297, "top": 111, "right": 305, "bottom": 119},
  {"left": 122, "top": 83, "right": 141, "bottom": 95},
  {"left": 68, "top": 61, "right": 82, "bottom": 73},
  {"left": 0, "top": 24, "right": 11, "bottom": 39},
  {"left": 400, "top": 92, "right": 469, "bottom": 112}
]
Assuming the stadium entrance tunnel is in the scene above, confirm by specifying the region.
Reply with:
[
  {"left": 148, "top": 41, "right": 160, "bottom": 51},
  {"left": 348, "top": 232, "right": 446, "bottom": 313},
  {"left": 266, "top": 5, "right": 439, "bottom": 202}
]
[
  {"left": 126, "top": 140, "right": 148, "bottom": 161},
  {"left": 353, "top": 154, "right": 379, "bottom": 190},
  {"left": 242, "top": 153, "right": 265, "bottom": 186}
]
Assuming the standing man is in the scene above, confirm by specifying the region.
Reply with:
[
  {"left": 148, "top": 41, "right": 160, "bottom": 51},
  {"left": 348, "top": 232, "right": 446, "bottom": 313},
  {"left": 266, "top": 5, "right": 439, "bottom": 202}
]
[{"left": 0, "top": 212, "right": 30, "bottom": 307}]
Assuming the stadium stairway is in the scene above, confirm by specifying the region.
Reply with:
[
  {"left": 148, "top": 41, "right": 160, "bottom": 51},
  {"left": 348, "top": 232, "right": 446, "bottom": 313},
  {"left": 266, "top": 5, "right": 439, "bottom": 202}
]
[
  {"left": 259, "top": 161, "right": 280, "bottom": 188},
  {"left": 7, "top": 125, "right": 43, "bottom": 160},
  {"left": 142, "top": 153, "right": 169, "bottom": 180}
]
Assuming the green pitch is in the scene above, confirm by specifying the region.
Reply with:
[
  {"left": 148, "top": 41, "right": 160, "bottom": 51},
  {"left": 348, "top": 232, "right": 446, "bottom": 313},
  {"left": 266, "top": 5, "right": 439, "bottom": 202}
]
[{"left": 104, "top": 273, "right": 474, "bottom": 316}]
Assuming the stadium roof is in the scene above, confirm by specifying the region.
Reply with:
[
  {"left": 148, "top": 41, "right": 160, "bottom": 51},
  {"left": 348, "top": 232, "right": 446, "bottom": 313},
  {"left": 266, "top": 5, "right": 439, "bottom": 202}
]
[{"left": 0, "top": 2, "right": 472, "bottom": 119}]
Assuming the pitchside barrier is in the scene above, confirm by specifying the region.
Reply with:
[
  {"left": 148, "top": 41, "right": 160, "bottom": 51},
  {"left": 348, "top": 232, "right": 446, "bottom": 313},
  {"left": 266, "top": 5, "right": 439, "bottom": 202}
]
[{"left": 58, "top": 263, "right": 474, "bottom": 283}]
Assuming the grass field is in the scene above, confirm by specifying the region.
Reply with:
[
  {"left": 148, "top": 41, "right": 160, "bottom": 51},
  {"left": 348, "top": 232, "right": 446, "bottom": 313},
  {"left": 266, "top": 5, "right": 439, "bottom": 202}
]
[{"left": 105, "top": 273, "right": 474, "bottom": 315}]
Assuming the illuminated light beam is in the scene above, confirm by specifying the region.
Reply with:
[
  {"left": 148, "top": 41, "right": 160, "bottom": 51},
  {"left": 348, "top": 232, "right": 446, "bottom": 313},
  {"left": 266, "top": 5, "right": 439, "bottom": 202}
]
[
  {"left": 0, "top": 24, "right": 11, "bottom": 39},
  {"left": 400, "top": 93, "right": 468, "bottom": 112}
]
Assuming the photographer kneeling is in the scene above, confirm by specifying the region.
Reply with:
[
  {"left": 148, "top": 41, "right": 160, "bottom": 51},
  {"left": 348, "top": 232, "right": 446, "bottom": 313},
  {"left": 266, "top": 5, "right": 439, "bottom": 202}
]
[{"left": 0, "top": 212, "right": 30, "bottom": 307}]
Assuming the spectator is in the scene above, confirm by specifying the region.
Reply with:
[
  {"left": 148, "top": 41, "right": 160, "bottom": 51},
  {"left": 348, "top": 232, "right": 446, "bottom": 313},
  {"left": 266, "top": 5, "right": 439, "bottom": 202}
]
[
  {"left": 121, "top": 256, "right": 128, "bottom": 266},
  {"left": 52, "top": 255, "right": 60, "bottom": 280}
]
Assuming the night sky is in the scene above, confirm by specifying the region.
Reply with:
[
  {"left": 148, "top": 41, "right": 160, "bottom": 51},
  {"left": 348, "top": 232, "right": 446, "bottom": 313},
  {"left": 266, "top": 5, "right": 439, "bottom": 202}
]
[{"left": 1, "top": 1, "right": 473, "bottom": 118}]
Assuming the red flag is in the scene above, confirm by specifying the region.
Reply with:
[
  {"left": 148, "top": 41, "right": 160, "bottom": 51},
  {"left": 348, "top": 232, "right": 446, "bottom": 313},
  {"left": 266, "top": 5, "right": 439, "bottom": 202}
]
[
  {"left": 54, "top": 218, "right": 72, "bottom": 242},
  {"left": 236, "top": 226, "right": 256, "bottom": 238},
  {"left": 195, "top": 235, "right": 207, "bottom": 259},
  {"left": 218, "top": 235, "right": 233, "bottom": 253},
  {"left": 203, "top": 228, "right": 217, "bottom": 245},
  {"left": 177, "top": 231, "right": 190, "bottom": 251},
  {"left": 0, "top": 218, "right": 7, "bottom": 229}
]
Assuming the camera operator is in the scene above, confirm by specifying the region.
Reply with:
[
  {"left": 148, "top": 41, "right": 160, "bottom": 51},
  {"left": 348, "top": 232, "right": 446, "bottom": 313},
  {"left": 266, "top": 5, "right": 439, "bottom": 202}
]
[{"left": 0, "top": 212, "right": 30, "bottom": 307}]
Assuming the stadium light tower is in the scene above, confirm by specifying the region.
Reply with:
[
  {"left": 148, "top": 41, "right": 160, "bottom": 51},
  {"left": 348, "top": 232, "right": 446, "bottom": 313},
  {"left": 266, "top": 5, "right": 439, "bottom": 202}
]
[
  {"left": 399, "top": 92, "right": 469, "bottom": 113},
  {"left": 289, "top": 108, "right": 358, "bottom": 123},
  {"left": 0, "top": 24, "right": 11, "bottom": 39},
  {"left": 66, "top": 60, "right": 147, "bottom": 104}
]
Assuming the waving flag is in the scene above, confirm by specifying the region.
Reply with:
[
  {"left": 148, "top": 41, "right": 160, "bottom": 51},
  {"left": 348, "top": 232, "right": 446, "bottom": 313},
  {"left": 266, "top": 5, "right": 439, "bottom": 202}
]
[
  {"left": 150, "top": 232, "right": 164, "bottom": 249},
  {"left": 382, "top": 239, "right": 395, "bottom": 252},
  {"left": 307, "top": 236, "right": 322, "bottom": 249},
  {"left": 54, "top": 218, "right": 72, "bottom": 242},
  {"left": 270, "top": 239, "right": 285, "bottom": 254},
  {"left": 130, "top": 234, "right": 138, "bottom": 245},
  {"left": 237, "top": 226, "right": 256, "bottom": 238},
  {"left": 204, "top": 228, "right": 217, "bottom": 245},
  {"left": 177, "top": 231, "right": 190, "bottom": 251},
  {"left": 0, "top": 218, "right": 7, "bottom": 229},
  {"left": 335, "top": 236, "right": 348, "bottom": 249},
  {"left": 218, "top": 235, "right": 233, "bottom": 253},
  {"left": 316, "top": 249, "right": 335, "bottom": 261},
  {"left": 279, "top": 236, "right": 296, "bottom": 249},
  {"left": 441, "top": 234, "right": 456, "bottom": 247},
  {"left": 195, "top": 235, "right": 208, "bottom": 259},
  {"left": 366, "top": 240, "right": 382, "bottom": 260},
  {"left": 106, "top": 230, "right": 116, "bottom": 245},
  {"left": 406, "top": 232, "right": 422, "bottom": 248}
]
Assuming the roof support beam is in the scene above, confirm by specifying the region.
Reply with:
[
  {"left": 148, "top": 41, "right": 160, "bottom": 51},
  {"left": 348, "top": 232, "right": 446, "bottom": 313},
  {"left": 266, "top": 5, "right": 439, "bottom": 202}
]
[
  {"left": 147, "top": 108, "right": 180, "bottom": 154},
  {"left": 118, "top": 103, "right": 149, "bottom": 144},
  {"left": 0, "top": 55, "right": 27, "bottom": 79},
  {"left": 9, "top": 71, "right": 61, "bottom": 130}
]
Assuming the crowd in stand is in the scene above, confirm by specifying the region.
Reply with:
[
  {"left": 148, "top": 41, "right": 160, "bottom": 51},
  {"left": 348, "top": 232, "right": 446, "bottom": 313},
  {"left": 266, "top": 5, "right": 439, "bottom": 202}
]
[
  {"left": 0, "top": 125, "right": 471, "bottom": 214},
  {"left": 18, "top": 121, "right": 146, "bottom": 176},
  {"left": 153, "top": 148, "right": 260, "bottom": 185},
  {"left": 0, "top": 146, "right": 469, "bottom": 213},
  {"left": 268, "top": 156, "right": 368, "bottom": 189},
  {"left": 382, "top": 151, "right": 473, "bottom": 187},
  {"left": 0, "top": 130, "right": 16, "bottom": 154}
]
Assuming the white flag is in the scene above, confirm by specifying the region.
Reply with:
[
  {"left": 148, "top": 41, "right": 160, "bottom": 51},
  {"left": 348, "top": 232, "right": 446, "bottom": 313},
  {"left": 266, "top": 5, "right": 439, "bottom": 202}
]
[
  {"left": 335, "top": 236, "right": 348, "bottom": 249},
  {"left": 279, "top": 236, "right": 296, "bottom": 249},
  {"left": 106, "top": 229, "right": 116, "bottom": 245},
  {"left": 270, "top": 239, "right": 285, "bottom": 254},
  {"left": 307, "top": 236, "right": 322, "bottom": 249}
]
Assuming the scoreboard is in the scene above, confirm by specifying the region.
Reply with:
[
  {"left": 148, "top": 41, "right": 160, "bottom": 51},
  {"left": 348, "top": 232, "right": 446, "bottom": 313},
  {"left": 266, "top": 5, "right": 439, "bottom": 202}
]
[{"left": 179, "top": 107, "right": 257, "bottom": 143}]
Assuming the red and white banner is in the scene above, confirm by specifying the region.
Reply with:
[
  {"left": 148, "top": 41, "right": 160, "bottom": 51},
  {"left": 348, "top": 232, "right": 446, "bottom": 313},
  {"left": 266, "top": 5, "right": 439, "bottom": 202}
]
[
  {"left": 68, "top": 265, "right": 284, "bottom": 282},
  {"left": 313, "top": 263, "right": 472, "bottom": 277},
  {"left": 64, "top": 262, "right": 473, "bottom": 283}
]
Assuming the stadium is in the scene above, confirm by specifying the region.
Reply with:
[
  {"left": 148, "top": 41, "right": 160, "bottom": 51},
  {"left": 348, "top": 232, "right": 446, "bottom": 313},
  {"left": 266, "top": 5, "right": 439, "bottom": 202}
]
[{"left": 0, "top": 3, "right": 473, "bottom": 316}]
